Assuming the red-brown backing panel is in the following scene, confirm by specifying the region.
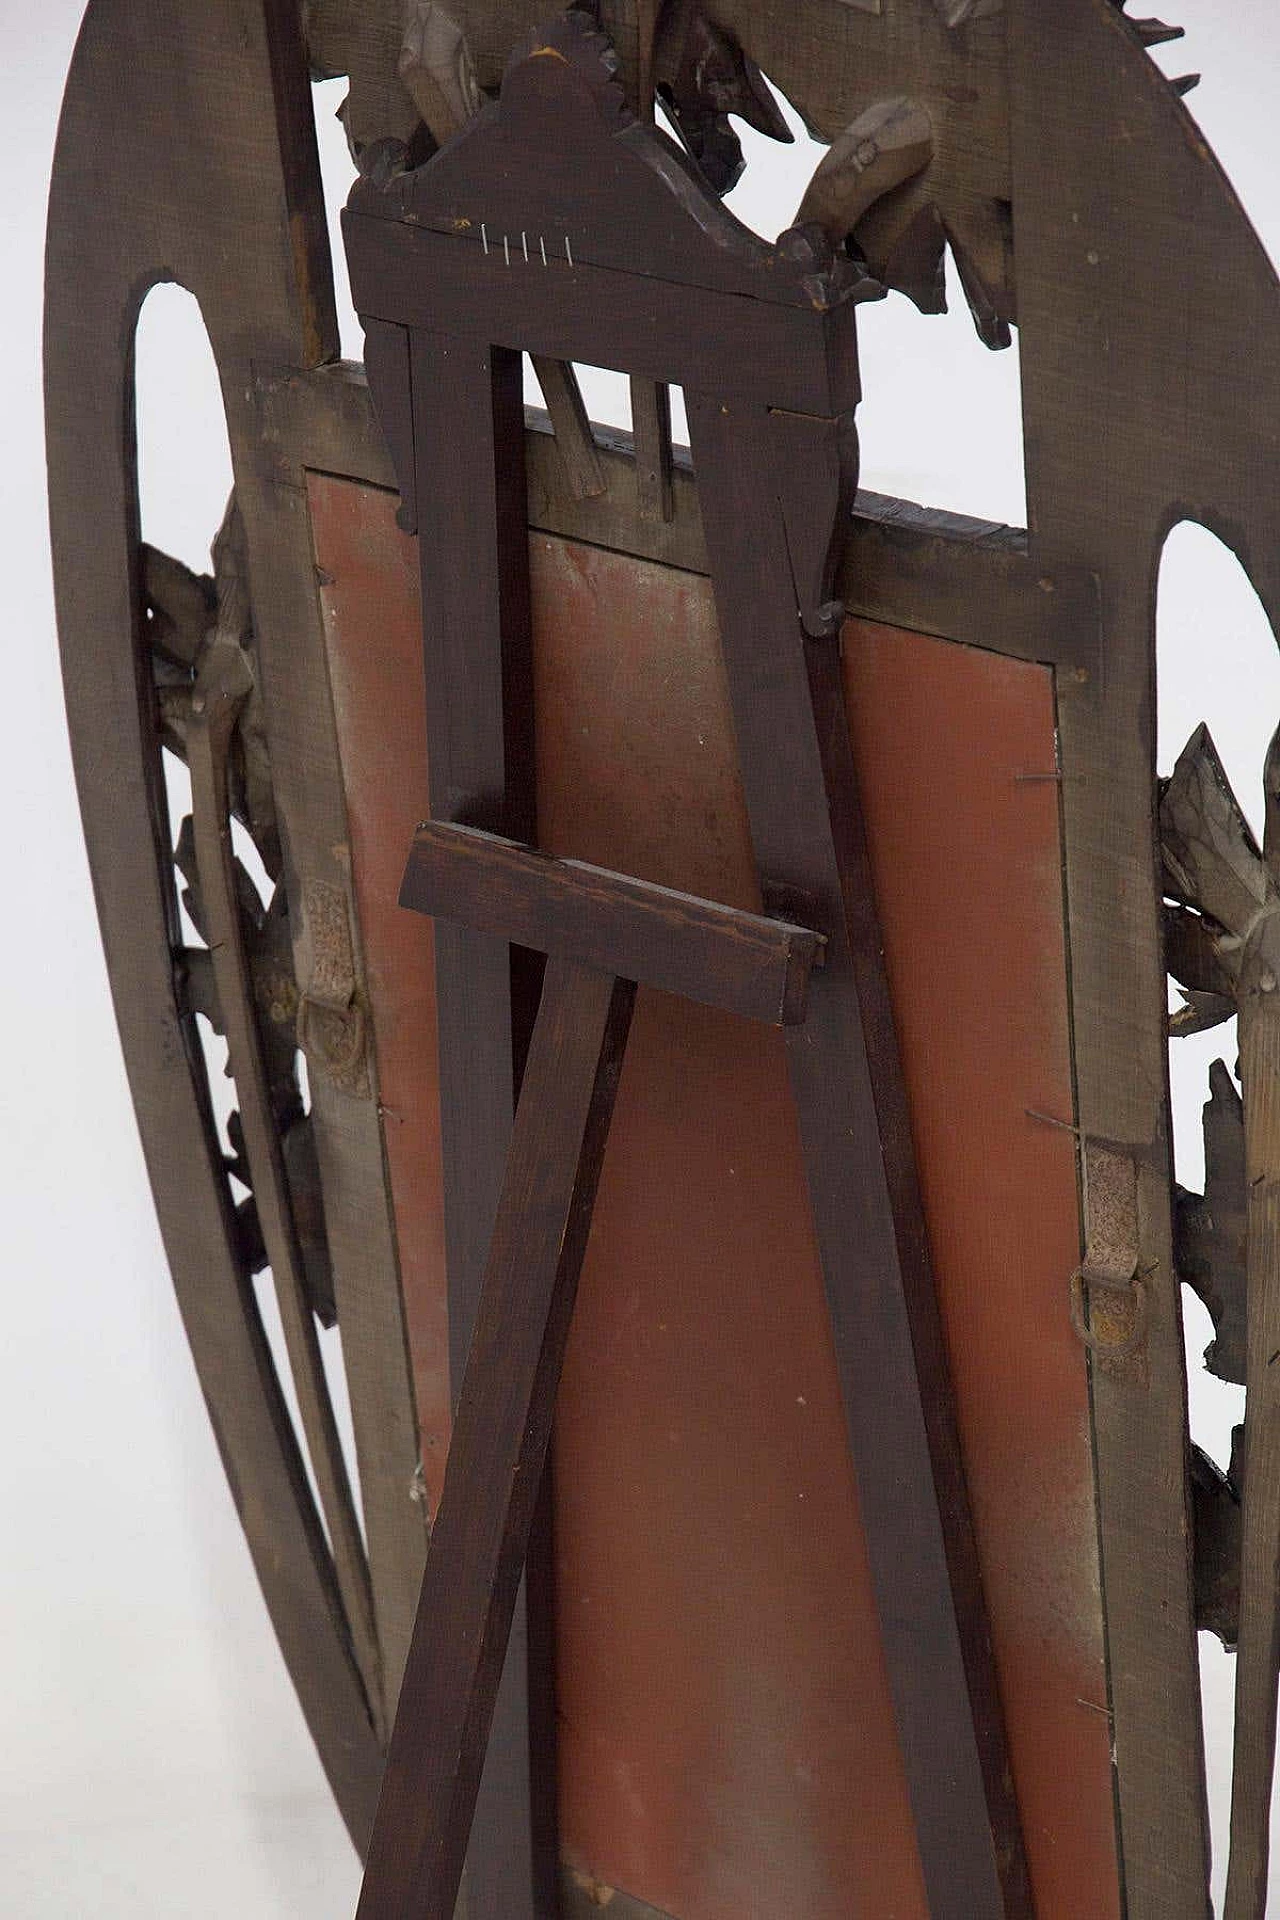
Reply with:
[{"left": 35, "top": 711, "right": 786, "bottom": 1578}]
[{"left": 309, "top": 474, "right": 1118, "bottom": 1919}]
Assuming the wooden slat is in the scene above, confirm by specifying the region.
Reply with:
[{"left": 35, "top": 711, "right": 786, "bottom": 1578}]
[
  {"left": 253, "top": 363, "right": 1098, "bottom": 671},
  {"left": 532, "top": 356, "right": 606, "bottom": 502},
  {"left": 357, "top": 962, "right": 636, "bottom": 1920},
  {"left": 344, "top": 211, "right": 860, "bottom": 416},
  {"left": 687, "top": 389, "right": 1029, "bottom": 1919},
  {"left": 407, "top": 328, "right": 555, "bottom": 1918},
  {"left": 1228, "top": 988, "right": 1280, "bottom": 1918},
  {"left": 232, "top": 0, "right": 431, "bottom": 1745},
  {"left": 1000, "top": 0, "right": 1280, "bottom": 1907},
  {"left": 187, "top": 641, "right": 383, "bottom": 1729},
  {"left": 629, "top": 376, "right": 673, "bottom": 523},
  {"left": 400, "top": 823, "right": 823, "bottom": 1025}
]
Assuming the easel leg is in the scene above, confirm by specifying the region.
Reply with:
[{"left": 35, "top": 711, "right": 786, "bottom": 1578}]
[
  {"left": 686, "top": 391, "right": 1028, "bottom": 1918},
  {"left": 356, "top": 962, "right": 636, "bottom": 1920}
]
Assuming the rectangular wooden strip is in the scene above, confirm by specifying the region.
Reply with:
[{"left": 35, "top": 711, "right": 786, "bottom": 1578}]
[
  {"left": 1005, "top": 5, "right": 1216, "bottom": 1910},
  {"left": 253, "top": 363, "right": 1098, "bottom": 670},
  {"left": 344, "top": 211, "right": 858, "bottom": 415},
  {"left": 629, "top": 376, "right": 673, "bottom": 524},
  {"left": 532, "top": 356, "right": 606, "bottom": 501},
  {"left": 400, "top": 822, "right": 824, "bottom": 1025},
  {"left": 687, "top": 389, "right": 1021, "bottom": 1919},
  {"left": 1224, "top": 997, "right": 1280, "bottom": 1920},
  {"left": 187, "top": 645, "right": 385, "bottom": 1733},
  {"left": 407, "top": 330, "right": 553, "bottom": 1915},
  {"left": 356, "top": 961, "right": 637, "bottom": 1920}
]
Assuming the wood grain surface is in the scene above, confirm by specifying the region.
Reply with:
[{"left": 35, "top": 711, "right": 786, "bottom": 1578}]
[
  {"left": 357, "top": 962, "right": 636, "bottom": 1920},
  {"left": 311, "top": 485, "right": 1117, "bottom": 1920},
  {"left": 400, "top": 823, "right": 823, "bottom": 1026}
]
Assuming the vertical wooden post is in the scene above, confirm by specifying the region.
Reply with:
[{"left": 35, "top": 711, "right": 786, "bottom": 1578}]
[
  {"left": 408, "top": 330, "right": 556, "bottom": 1916},
  {"left": 356, "top": 963, "right": 636, "bottom": 1920},
  {"left": 686, "top": 391, "right": 1030, "bottom": 1919}
]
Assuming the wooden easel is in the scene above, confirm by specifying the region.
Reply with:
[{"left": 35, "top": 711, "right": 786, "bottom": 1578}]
[{"left": 344, "top": 17, "right": 1030, "bottom": 1918}]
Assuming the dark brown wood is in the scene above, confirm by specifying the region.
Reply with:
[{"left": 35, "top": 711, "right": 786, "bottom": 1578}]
[
  {"left": 350, "top": 29, "right": 1028, "bottom": 1908},
  {"left": 1176, "top": 1062, "right": 1248, "bottom": 1387},
  {"left": 686, "top": 390, "right": 1030, "bottom": 1919},
  {"left": 1160, "top": 730, "right": 1280, "bottom": 1920},
  {"left": 53, "top": 2, "right": 1280, "bottom": 1913},
  {"left": 400, "top": 823, "right": 824, "bottom": 1025},
  {"left": 356, "top": 961, "right": 637, "bottom": 1920},
  {"left": 44, "top": 0, "right": 412, "bottom": 1849},
  {"left": 261, "top": 0, "right": 338, "bottom": 365},
  {"left": 532, "top": 356, "right": 606, "bottom": 502},
  {"left": 254, "top": 362, "right": 1099, "bottom": 672},
  {"left": 407, "top": 326, "right": 554, "bottom": 1916},
  {"left": 1003, "top": 0, "right": 1280, "bottom": 1904},
  {"left": 308, "top": 0, "right": 1014, "bottom": 336},
  {"left": 344, "top": 209, "right": 863, "bottom": 415},
  {"left": 629, "top": 375, "right": 673, "bottom": 524},
  {"left": 186, "top": 637, "right": 384, "bottom": 1733}
]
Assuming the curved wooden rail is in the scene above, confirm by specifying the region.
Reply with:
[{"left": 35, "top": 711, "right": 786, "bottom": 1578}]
[{"left": 44, "top": 0, "right": 426, "bottom": 1848}]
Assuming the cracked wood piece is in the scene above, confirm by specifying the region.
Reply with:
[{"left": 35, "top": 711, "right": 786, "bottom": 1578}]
[
  {"left": 652, "top": 0, "right": 792, "bottom": 198},
  {"left": 1192, "top": 1435, "right": 1242, "bottom": 1650},
  {"left": 357, "top": 961, "right": 637, "bottom": 1920},
  {"left": 686, "top": 390, "right": 1029, "bottom": 1919},
  {"left": 187, "top": 639, "right": 384, "bottom": 1734},
  {"left": 400, "top": 823, "right": 824, "bottom": 1023},
  {"left": 795, "top": 96, "right": 934, "bottom": 244}
]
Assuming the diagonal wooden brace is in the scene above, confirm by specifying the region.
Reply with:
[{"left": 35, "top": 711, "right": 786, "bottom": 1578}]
[{"left": 355, "top": 829, "right": 824, "bottom": 1920}]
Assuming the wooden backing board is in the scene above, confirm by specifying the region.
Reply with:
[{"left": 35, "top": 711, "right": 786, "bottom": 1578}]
[{"left": 310, "top": 477, "right": 1119, "bottom": 1920}]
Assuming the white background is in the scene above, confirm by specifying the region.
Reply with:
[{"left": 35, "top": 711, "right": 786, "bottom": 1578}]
[{"left": 6, "top": 3, "right": 1280, "bottom": 1913}]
